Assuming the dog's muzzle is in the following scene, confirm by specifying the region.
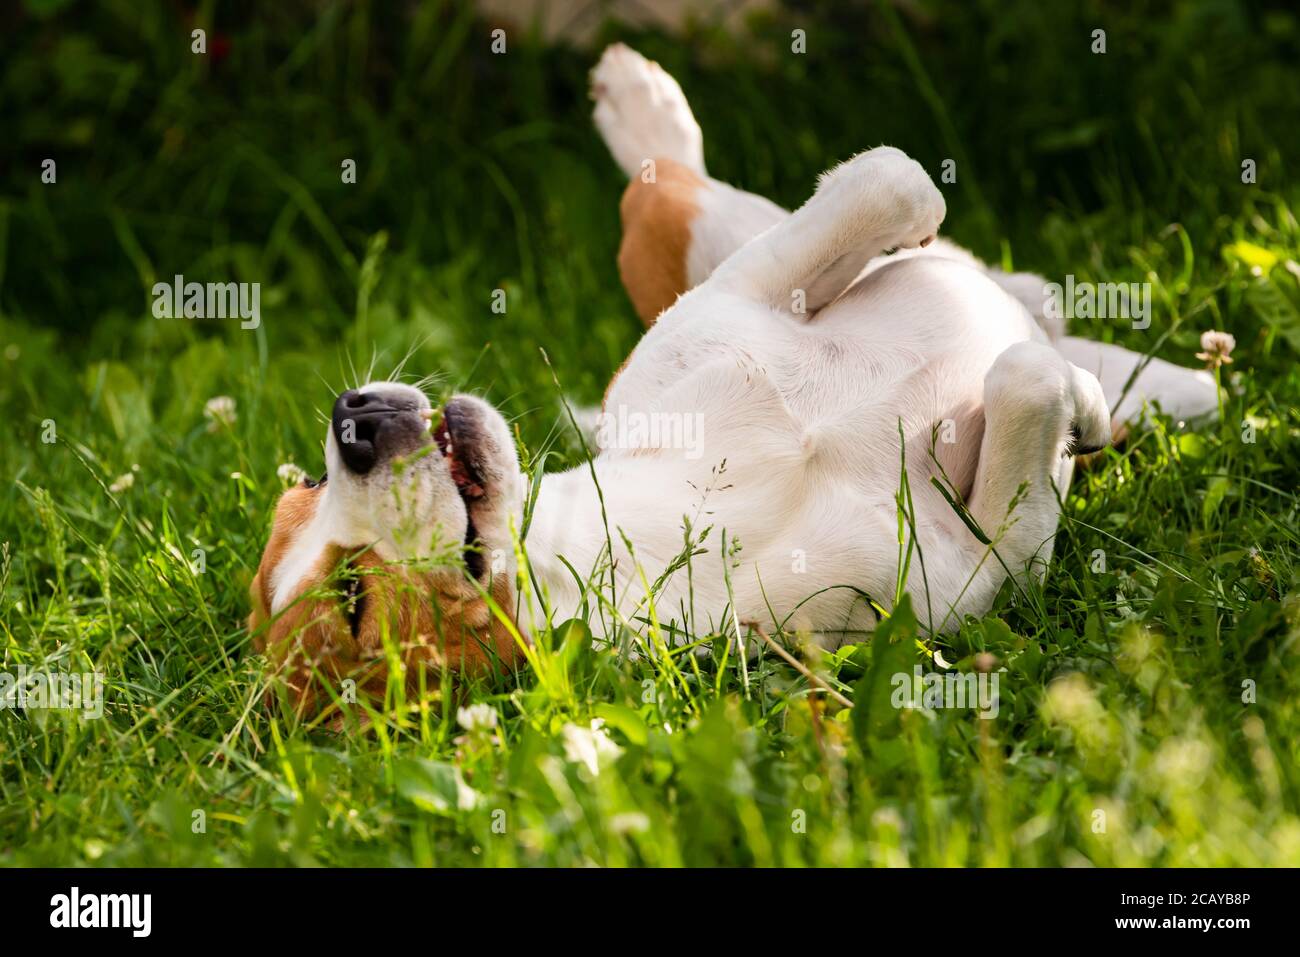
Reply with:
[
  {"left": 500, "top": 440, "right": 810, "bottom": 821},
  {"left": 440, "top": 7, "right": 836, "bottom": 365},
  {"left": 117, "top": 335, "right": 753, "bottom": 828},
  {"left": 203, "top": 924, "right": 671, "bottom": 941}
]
[{"left": 331, "top": 387, "right": 431, "bottom": 475}]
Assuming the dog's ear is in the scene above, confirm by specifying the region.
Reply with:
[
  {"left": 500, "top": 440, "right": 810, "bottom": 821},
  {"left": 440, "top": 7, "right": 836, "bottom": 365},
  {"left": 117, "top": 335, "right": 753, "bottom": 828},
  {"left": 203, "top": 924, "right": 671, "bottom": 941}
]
[
  {"left": 246, "top": 484, "right": 324, "bottom": 666},
  {"left": 256, "top": 569, "right": 377, "bottom": 719},
  {"left": 255, "top": 564, "right": 523, "bottom": 719},
  {"left": 350, "top": 560, "right": 525, "bottom": 681}
]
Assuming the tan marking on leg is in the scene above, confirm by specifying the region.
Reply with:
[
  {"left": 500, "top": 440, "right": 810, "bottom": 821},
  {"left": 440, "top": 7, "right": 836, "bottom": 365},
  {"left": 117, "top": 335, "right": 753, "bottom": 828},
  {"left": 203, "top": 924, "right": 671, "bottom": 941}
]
[
  {"left": 616, "top": 156, "right": 704, "bottom": 327},
  {"left": 606, "top": 157, "right": 704, "bottom": 410}
]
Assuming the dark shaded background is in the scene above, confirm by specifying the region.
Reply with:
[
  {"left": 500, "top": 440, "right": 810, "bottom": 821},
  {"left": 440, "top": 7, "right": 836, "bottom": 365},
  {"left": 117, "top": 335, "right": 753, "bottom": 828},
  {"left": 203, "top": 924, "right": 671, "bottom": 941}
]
[{"left": 4, "top": 1, "right": 1298, "bottom": 354}]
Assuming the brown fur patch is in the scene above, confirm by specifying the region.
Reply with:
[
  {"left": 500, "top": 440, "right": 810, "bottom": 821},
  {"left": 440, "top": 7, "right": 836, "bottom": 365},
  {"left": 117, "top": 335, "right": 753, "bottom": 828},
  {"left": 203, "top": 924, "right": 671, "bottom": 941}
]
[
  {"left": 617, "top": 156, "right": 703, "bottom": 327},
  {"left": 248, "top": 488, "right": 522, "bottom": 717},
  {"left": 247, "top": 484, "right": 320, "bottom": 651},
  {"left": 605, "top": 157, "right": 704, "bottom": 409}
]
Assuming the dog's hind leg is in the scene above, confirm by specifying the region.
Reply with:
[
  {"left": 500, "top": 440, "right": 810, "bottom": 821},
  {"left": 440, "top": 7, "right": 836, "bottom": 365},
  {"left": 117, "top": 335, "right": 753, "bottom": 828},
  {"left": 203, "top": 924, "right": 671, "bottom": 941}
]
[
  {"left": 593, "top": 44, "right": 788, "bottom": 325},
  {"left": 592, "top": 42, "right": 707, "bottom": 179},
  {"left": 924, "top": 341, "right": 1111, "bottom": 626},
  {"left": 595, "top": 55, "right": 944, "bottom": 320}
]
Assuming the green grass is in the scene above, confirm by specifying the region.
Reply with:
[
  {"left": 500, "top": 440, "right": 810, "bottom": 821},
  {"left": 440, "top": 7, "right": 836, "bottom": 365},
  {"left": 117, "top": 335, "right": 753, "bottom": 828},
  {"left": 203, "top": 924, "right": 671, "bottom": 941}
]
[{"left": 2, "top": 0, "right": 1299, "bottom": 866}]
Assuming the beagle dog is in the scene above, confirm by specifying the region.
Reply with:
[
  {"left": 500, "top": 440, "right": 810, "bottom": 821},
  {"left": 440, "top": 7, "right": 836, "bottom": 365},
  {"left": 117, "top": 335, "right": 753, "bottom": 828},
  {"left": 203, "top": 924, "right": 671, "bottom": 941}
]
[{"left": 248, "top": 45, "right": 1217, "bottom": 713}]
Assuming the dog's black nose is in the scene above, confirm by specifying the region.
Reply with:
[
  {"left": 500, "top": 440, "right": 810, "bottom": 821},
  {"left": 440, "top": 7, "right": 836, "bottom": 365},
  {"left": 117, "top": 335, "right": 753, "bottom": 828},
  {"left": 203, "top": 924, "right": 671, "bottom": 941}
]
[{"left": 332, "top": 389, "right": 400, "bottom": 474}]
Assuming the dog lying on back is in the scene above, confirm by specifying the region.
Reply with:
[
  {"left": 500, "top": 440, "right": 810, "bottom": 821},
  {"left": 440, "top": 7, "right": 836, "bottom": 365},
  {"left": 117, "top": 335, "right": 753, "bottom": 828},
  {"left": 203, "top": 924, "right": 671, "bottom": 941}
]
[{"left": 248, "top": 45, "right": 1216, "bottom": 714}]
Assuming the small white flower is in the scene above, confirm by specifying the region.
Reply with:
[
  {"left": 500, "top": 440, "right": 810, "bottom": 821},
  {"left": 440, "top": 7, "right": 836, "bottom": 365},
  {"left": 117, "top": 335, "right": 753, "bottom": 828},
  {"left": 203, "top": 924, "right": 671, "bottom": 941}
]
[
  {"left": 108, "top": 472, "right": 135, "bottom": 494},
  {"left": 457, "top": 703, "right": 499, "bottom": 732},
  {"left": 561, "top": 718, "right": 623, "bottom": 775},
  {"left": 1196, "top": 330, "right": 1236, "bottom": 368},
  {"left": 455, "top": 770, "right": 483, "bottom": 811},
  {"left": 204, "top": 395, "right": 237, "bottom": 432},
  {"left": 229, "top": 471, "right": 244, "bottom": 481},
  {"left": 276, "top": 462, "right": 307, "bottom": 485}
]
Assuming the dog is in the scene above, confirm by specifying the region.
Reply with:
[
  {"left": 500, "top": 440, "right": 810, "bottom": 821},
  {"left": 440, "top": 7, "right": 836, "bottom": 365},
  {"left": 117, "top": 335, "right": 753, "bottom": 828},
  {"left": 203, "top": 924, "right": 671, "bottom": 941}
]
[{"left": 247, "top": 45, "right": 1217, "bottom": 714}]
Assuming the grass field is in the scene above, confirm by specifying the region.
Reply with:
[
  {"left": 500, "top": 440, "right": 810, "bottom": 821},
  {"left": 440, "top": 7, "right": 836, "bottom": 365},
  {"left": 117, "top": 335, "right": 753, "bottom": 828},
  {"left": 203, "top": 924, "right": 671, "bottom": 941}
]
[{"left": 2, "top": 0, "right": 1299, "bottom": 866}]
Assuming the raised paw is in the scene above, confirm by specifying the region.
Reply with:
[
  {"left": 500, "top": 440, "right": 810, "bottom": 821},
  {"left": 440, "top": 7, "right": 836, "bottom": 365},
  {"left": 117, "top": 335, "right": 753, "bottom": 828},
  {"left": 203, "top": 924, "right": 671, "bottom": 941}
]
[
  {"left": 815, "top": 146, "right": 947, "bottom": 251},
  {"left": 591, "top": 43, "right": 706, "bottom": 179},
  {"left": 1066, "top": 361, "right": 1113, "bottom": 455},
  {"left": 986, "top": 342, "right": 1114, "bottom": 458}
]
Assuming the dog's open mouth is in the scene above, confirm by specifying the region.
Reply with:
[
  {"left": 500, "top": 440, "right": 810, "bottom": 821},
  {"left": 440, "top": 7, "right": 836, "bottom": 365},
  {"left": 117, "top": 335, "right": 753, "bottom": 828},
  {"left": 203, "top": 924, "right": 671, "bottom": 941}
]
[
  {"left": 429, "top": 403, "right": 489, "bottom": 577},
  {"left": 430, "top": 410, "right": 485, "bottom": 501}
]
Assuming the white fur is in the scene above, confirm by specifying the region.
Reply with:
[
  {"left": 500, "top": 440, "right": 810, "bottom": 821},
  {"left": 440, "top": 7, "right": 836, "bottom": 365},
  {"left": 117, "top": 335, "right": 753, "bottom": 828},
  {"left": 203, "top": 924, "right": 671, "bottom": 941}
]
[
  {"left": 524, "top": 203, "right": 1093, "bottom": 642},
  {"left": 518, "top": 47, "right": 1213, "bottom": 643}
]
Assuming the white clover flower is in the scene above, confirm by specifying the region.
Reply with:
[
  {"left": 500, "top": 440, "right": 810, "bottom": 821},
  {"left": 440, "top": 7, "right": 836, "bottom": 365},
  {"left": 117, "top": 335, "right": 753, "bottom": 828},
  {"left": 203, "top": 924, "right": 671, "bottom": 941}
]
[
  {"left": 204, "top": 395, "right": 237, "bottom": 432},
  {"left": 1196, "top": 330, "right": 1236, "bottom": 368},
  {"left": 561, "top": 718, "right": 623, "bottom": 775},
  {"left": 108, "top": 472, "right": 135, "bottom": 494},
  {"left": 276, "top": 462, "right": 307, "bottom": 485},
  {"left": 457, "top": 703, "right": 499, "bottom": 732}
]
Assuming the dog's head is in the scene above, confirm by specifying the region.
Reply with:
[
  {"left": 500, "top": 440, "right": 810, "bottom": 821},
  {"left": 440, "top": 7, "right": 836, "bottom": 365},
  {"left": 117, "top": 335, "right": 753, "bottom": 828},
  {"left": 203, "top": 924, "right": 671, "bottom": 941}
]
[{"left": 247, "top": 381, "right": 524, "bottom": 713}]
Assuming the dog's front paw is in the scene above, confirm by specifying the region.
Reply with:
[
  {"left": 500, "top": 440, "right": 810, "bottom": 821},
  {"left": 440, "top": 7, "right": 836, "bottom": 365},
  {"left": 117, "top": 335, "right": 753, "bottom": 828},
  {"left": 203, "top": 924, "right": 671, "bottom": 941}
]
[
  {"left": 817, "top": 146, "right": 946, "bottom": 250},
  {"left": 1066, "top": 362, "right": 1113, "bottom": 456},
  {"left": 985, "top": 342, "right": 1112, "bottom": 458}
]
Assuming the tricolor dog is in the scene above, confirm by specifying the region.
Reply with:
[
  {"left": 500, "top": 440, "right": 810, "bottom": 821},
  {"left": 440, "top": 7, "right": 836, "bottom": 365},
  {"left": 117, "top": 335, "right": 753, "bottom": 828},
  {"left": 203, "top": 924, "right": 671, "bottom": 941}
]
[{"left": 248, "top": 45, "right": 1216, "bottom": 713}]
